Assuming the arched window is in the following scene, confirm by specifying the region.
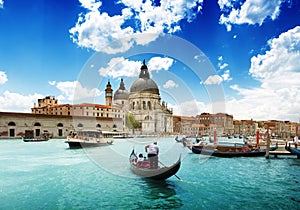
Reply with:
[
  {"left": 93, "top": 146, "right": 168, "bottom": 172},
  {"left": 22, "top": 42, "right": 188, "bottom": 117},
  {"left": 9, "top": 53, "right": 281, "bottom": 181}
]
[
  {"left": 57, "top": 123, "right": 63, "bottom": 127},
  {"left": 96, "top": 124, "right": 101, "bottom": 129},
  {"left": 34, "top": 122, "right": 41, "bottom": 126},
  {"left": 8, "top": 121, "right": 16, "bottom": 126},
  {"left": 77, "top": 123, "right": 83, "bottom": 128},
  {"left": 144, "top": 115, "right": 152, "bottom": 120},
  {"left": 148, "top": 101, "right": 151, "bottom": 110}
]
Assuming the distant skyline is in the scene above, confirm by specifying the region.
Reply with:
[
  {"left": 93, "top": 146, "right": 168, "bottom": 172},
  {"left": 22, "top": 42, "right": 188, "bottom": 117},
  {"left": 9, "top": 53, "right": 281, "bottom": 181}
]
[{"left": 0, "top": 0, "right": 300, "bottom": 122}]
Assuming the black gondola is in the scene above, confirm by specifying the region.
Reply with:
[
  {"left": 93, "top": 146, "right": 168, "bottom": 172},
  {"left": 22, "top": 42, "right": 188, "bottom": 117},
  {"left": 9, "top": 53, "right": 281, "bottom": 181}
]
[
  {"left": 191, "top": 146, "right": 266, "bottom": 157},
  {"left": 285, "top": 142, "right": 300, "bottom": 158},
  {"left": 129, "top": 149, "right": 181, "bottom": 180}
]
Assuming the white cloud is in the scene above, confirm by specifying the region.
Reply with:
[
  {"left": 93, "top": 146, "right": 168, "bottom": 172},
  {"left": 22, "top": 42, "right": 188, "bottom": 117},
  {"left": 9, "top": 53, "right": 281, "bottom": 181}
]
[
  {"left": 0, "top": 0, "right": 3, "bottom": 8},
  {"left": 56, "top": 81, "right": 102, "bottom": 101},
  {"left": 70, "top": 0, "right": 203, "bottom": 54},
  {"left": 98, "top": 57, "right": 142, "bottom": 78},
  {"left": 227, "top": 26, "right": 300, "bottom": 121},
  {"left": 221, "top": 69, "right": 232, "bottom": 81},
  {"left": 219, "top": 63, "right": 228, "bottom": 70},
  {"left": 163, "top": 80, "right": 178, "bottom": 89},
  {"left": 218, "top": 55, "right": 228, "bottom": 69},
  {"left": 203, "top": 75, "right": 223, "bottom": 85},
  {"left": 48, "top": 81, "right": 56, "bottom": 86},
  {"left": 148, "top": 57, "right": 174, "bottom": 72},
  {"left": 202, "top": 70, "right": 231, "bottom": 85},
  {"left": 171, "top": 99, "right": 208, "bottom": 116},
  {"left": 0, "top": 71, "right": 8, "bottom": 84},
  {"left": 98, "top": 56, "right": 174, "bottom": 78},
  {"left": 218, "top": 0, "right": 284, "bottom": 31},
  {"left": 0, "top": 91, "right": 43, "bottom": 113},
  {"left": 194, "top": 52, "right": 206, "bottom": 63}
]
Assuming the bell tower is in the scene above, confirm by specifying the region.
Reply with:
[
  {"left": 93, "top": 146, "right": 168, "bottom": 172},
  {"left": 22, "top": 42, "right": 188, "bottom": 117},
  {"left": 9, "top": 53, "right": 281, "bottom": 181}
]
[{"left": 105, "top": 80, "right": 113, "bottom": 106}]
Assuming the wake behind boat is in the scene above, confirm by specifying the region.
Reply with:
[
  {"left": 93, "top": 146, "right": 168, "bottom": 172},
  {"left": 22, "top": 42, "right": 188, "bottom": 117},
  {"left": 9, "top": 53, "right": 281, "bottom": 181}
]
[
  {"left": 65, "top": 130, "right": 114, "bottom": 149},
  {"left": 129, "top": 149, "right": 181, "bottom": 180}
]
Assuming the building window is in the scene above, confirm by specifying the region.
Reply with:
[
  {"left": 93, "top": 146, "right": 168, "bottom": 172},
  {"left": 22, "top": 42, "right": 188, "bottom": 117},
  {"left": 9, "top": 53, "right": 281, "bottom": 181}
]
[
  {"left": 57, "top": 123, "right": 63, "bottom": 127},
  {"left": 8, "top": 121, "right": 16, "bottom": 126}
]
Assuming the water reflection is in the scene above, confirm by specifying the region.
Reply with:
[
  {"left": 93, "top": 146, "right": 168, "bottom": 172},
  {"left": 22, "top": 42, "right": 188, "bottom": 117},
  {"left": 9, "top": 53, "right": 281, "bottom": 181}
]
[{"left": 132, "top": 179, "right": 183, "bottom": 209}]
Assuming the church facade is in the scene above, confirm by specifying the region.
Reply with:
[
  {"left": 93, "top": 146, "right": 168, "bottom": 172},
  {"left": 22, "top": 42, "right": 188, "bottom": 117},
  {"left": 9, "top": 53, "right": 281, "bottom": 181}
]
[{"left": 106, "top": 60, "right": 173, "bottom": 135}]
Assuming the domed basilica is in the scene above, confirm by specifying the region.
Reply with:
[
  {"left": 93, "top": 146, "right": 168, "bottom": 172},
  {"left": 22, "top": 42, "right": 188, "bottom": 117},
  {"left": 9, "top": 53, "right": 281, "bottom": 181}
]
[{"left": 105, "top": 60, "right": 173, "bottom": 134}]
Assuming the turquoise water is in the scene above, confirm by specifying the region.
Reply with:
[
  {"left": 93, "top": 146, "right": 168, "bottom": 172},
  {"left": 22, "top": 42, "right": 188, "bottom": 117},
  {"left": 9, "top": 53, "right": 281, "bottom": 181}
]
[{"left": 0, "top": 138, "right": 299, "bottom": 209}]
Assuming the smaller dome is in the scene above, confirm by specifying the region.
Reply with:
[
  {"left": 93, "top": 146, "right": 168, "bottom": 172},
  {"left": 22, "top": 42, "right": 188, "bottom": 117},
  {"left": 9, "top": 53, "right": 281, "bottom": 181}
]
[{"left": 114, "top": 79, "right": 129, "bottom": 100}]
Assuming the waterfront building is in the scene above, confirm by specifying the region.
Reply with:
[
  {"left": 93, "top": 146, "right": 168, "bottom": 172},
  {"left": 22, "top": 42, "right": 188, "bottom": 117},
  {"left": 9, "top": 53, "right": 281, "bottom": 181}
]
[
  {"left": 0, "top": 112, "right": 122, "bottom": 138},
  {"left": 233, "top": 119, "right": 257, "bottom": 136},
  {"left": 263, "top": 120, "right": 298, "bottom": 139},
  {"left": 195, "top": 112, "right": 234, "bottom": 136}
]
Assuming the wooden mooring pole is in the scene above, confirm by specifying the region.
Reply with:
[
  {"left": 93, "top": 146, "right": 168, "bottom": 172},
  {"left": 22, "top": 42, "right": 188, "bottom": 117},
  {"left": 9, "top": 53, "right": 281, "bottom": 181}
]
[{"left": 265, "top": 127, "right": 270, "bottom": 159}]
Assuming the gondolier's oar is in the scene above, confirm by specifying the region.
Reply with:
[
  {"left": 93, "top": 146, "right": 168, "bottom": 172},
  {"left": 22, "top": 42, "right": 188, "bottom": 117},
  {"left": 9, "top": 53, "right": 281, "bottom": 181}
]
[{"left": 158, "top": 160, "right": 182, "bottom": 181}]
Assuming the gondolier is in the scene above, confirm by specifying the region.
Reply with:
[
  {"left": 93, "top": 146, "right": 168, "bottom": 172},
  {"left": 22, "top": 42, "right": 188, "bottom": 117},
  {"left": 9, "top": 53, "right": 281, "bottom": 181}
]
[
  {"left": 129, "top": 148, "right": 181, "bottom": 180},
  {"left": 145, "top": 141, "right": 159, "bottom": 169}
]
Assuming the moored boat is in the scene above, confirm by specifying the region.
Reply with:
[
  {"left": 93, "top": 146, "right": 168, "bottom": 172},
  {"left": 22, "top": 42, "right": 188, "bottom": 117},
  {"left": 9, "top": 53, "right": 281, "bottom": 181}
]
[
  {"left": 191, "top": 146, "right": 266, "bottom": 157},
  {"left": 285, "top": 142, "right": 300, "bottom": 158},
  {"left": 65, "top": 130, "right": 114, "bottom": 149},
  {"left": 113, "top": 132, "right": 134, "bottom": 139},
  {"left": 23, "top": 130, "right": 50, "bottom": 142},
  {"left": 129, "top": 149, "right": 181, "bottom": 180}
]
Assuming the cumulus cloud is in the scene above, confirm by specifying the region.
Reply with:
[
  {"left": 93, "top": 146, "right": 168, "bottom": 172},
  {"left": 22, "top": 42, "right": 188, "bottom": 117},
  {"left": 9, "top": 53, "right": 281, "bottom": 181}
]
[
  {"left": 163, "top": 80, "right": 178, "bottom": 89},
  {"left": 0, "top": 71, "right": 8, "bottom": 84},
  {"left": 203, "top": 75, "right": 223, "bottom": 85},
  {"left": 218, "top": 0, "right": 284, "bottom": 31},
  {"left": 170, "top": 99, "right": 207, "bottom": 116},
  {"left": 202, "top": 70, "right": 232, "bottom": 85},
  {"left": 218, "top": 56, "right": 228, "bottom": 70},
  {"left": 70, "top": 0, "right": 203, "bottom": 54},
  {"left": 0, "top": 91, "right": 44, "bottom": 113},
  {"left": 221, "top": 69, "right": 232, "bottom": 81},
  {"left": 98, "top": 57, "right": 142, "bottom": 78},
  {"left": 228, "top": 26, "right": 300, "bottom": 121},
  {"left": 48, "top": 81, "right": 56, "bottom": 86},
  {"left": 194, "top": 53, "right": 206, "bottom": 63},
  {"left": 98, "top": 56, "right": 174, "bottom": 78},
  {"left": 56, "top": 81, "right": 102, "bottom": 101},
  {"left": 148, "top": 57, "right": 174, "bottom": 72},
  {"left": 0, "top": 0, "right": 3, "bottom": 8}
]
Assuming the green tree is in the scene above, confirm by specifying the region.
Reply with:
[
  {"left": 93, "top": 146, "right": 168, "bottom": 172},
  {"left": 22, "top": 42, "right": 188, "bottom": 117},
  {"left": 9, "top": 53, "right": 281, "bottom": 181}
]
[
  {"left": 257, "top": 121, "right": 263, "bottom": 128},
  {"left": 125, "top": 113, "right": 141, "bottom": 134}
]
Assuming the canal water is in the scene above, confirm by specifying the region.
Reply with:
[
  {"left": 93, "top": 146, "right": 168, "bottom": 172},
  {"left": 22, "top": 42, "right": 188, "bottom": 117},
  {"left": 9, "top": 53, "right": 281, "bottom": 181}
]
[{"left": 0, "top": 137, "right": 299, "bottom": 209}]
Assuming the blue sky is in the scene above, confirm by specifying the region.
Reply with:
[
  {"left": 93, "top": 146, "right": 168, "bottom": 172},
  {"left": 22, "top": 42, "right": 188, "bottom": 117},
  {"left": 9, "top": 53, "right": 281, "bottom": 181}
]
[{"left": 0, "top": 0, "right": 300, "bottom": 122}]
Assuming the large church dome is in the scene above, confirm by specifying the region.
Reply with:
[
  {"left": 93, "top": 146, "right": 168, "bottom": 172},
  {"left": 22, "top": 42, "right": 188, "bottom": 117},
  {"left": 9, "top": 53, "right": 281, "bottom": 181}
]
[{"left": 130, "top": 60, "right": 159, "bottom": 95}]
